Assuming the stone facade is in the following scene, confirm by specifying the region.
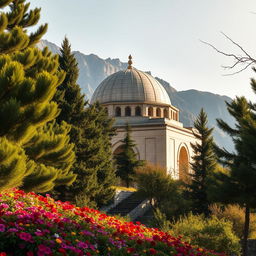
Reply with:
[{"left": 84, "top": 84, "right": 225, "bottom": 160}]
[
  {"left": 91, "top": 57, "right": 199, "bottom": 178},
  {"left": 111, "top": 116, "right": 198, "bottom": 178}
]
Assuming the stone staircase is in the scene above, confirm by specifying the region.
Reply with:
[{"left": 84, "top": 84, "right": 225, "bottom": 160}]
[
  {"left": 107, "top": 192, "right": 146, "bottom": 218},
  {"left": 134, "top": 207, "right": 154, "bottom": 226}
]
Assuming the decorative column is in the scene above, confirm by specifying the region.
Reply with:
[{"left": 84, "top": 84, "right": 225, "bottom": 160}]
[{"left": 131, "top": 105, "right": 136, "bottom": 116}]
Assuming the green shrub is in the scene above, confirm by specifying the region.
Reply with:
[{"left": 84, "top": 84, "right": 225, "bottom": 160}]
[
  {"left": 210, "top": 204, "right": 256, "bottom": 239},
  {"left": 170, "top": 213, "right": 241, "bottom": 255},
  {"left": 136, "top": 164, "right": 190, "bottom": 219},
  {"left": 149, "top": 208, "right": 171, "bottom": 232}
]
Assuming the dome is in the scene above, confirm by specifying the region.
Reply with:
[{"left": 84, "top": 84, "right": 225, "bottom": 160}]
[{"left": 91, "top": 57, "right": 171, "bottom": 105}]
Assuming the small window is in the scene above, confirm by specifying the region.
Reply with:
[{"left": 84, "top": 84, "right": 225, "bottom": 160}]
[
  {"left": 105, "top": 107, "right": 108, "bottom": 115},
  {"left": 125, "top": 106, "right": 131, "bottom": 116},
  {"left": 164, "top": 109, "right": 168, "bottom": 118},
  {"left": 148, "top": 106, "right": 153, "bottom": 117},
  {"left": 115, "top": 107, "right": 121, "bottom": 117},
  {"left": 156, "top": 108, "right": 161, "bottom": 117},
  {"left": 135, "top": 106, "right": 141, "bottom": 116}
]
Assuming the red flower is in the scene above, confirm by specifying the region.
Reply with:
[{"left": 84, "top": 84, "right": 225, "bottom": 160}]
[
  {"left": 58, "top": 248, "right": 67, "bottom": 255},
  {"left": 0, "top": 253, "right": 6, "bottom": 256},
  {"left": 136, "top": 239, "right": 143, "bottom": 245},
  {"left": 127, "top": 248, "right": 136, "bottom": 253},
  {"left": 150, "top": 241, "right": 156, "bottom": 246},
  {"left": 149, "top": 248, "right": 157, "bottom": 255}
]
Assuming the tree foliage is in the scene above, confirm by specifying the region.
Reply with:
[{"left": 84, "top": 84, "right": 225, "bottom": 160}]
[
  {"left": 53, "top": 38, "right": 116, "bottom": 207},
  {"left": 136, "top": 164, "right": 190, "bottom": 221},
  {"left": 73, "top": 103, "right": 117, "bottom": 208},
  {"left": 209, "top": 78, "right": 256, "bottom": 256},
  {"left": 0, "top": 0, "right": 76, "bottom": 192},
  {"left": 115, "top": 124, "right": 144, "bottom": 187},
  {"left": 187, "top": 108, "right": 216, "bottom": 216}
]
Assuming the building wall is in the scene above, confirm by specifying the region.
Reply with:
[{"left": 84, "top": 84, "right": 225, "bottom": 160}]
[
  {"left": 112, "top": 122, "right": 199, "bottom": 179},
  {"left": 112, "top": 126, "right": 167, "bottom": 167},
  {"left": 166, "top": 126, "right": 198, "bottom": 179}
]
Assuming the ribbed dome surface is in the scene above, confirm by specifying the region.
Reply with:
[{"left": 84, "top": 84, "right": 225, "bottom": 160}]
[{"left": 91, "top": 68, "right": 171, "bottom": 105}]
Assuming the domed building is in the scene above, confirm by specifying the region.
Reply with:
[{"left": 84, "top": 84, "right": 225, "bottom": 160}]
[{"left": 91, "top": 56, "right": 198, "bottom": 180}]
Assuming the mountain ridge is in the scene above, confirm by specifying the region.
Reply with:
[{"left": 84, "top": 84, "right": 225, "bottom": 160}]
[{"left": 38, "top": 39, "right": 234, "bottom": 150}]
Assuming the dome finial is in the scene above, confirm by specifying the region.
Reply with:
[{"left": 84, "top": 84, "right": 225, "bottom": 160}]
[{"left": 128, "top": 54, "right": 133, "bottom": 69}]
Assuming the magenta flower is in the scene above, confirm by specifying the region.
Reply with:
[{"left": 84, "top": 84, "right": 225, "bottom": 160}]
[
  {"left": 19, "top": 232, "right": 32, "bottom": 242},
  {"left": 0, "top": 203, "right": 9, "bottom": 210},
  {"left": 34, "top": 230, "right": 44, "bottom": 236},
  {"left": 8, "top": 228, "right": 18, "bottom": 233},
  {"left": 77, "top": 241, "right": 88, "bottom": 249},
  {"left": 0, "top": 224, "right": 5, "bottom": 232},
  {"left": 38, "top": 244, "right": 52, "bottom": 254}
]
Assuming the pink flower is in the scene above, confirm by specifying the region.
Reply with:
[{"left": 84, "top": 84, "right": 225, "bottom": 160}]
[
  {"left": 38, "top": 244, "right": 52, "bottom": 254},
  {"left": 77, "top": 241, "right": 88, "bottom": 249},
  {"left": 0, "top": 224, "right": 5, "bottom": 232},
  {"left": 8, "top": 228, "right": 18, "bottom": 233},
  {"left": 0, "top": 203, "right": 9, "bottom": 210},
  {"left": 34, "top": 230, "right": 44, "bottom": 236},
  {"left": 19, "top": 232, "right": 32, "bottom": 242}
]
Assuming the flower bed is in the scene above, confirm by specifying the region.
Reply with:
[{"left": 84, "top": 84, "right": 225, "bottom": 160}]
[{"left": 0, "top": 189, "right": 225, "bottom": 256}]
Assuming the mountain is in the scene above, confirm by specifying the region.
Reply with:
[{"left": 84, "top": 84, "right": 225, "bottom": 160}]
[{"left": 38, "top": 40, "right": 234, "bottom": 150}]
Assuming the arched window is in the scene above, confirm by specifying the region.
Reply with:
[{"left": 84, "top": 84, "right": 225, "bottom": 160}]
[
  {"left": 148, "top": 106, "right": 153, "bottom": 117},
  {"left": 164, "top": 109, "right": 168, "bottom": 118},
  {"left": 135, "top": 106, "right": 141, "bottom": 116},
  {"left": 125, "top": 106, "right": 131, "bottom": 116},
  {"left": 115, "top": 107, "right": 121, "bottom": 117},
  {"left": 156, "top": 108, "right": 161, "bottom": 117}
]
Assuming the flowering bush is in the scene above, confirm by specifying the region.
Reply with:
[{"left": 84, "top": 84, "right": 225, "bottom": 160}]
[{"left": 0, "top": 189, "right": 225, "bottom": 255}]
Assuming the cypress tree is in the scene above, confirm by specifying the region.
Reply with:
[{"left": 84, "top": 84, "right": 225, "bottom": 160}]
[
  {"left": 0, "top": 0, "right": 76, "bottom": 192},
  {"left": 210, "top": 83, "right": 256, "bottom": 256},
  {"left": 115, "top": 124, "right": 144, "bottom": 188},
  {"left": 187, "top": 108, "right": 216, "bottom": 216}
]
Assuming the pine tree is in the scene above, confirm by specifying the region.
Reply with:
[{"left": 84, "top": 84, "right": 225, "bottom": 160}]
[
  {"left": 210, "top": 83, "right": 256, "bottom": 256},
  {"left": 188, "top": 109, "right": 216, "bottom": 216},
  {"left": 52, "top": 37, "right": 86, "bottom": 201},
  {"left": 73, "top": 102, "right": 117, "bottom": 208},
  {"left": 0, "top": 0, "right": 76, "bottom": 192},
  {"left": 54, "top": 37, "right": 86, "bottom": 126},
  {"left": 0, "top": 0, "right": 47, "bottom": 54},
  {"left": 52, "top": 38, "right": 117, "bottom": 207},
  {"left": 115, "top": 124, "right": 144, "bottom": 188}
]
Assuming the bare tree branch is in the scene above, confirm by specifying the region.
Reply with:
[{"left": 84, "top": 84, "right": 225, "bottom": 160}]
[{"left": 200, "top": 32, "right": 256, "bottom": 75}]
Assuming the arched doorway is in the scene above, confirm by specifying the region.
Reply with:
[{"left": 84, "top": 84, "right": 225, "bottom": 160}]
[
  {"left": 113, "top": 145, "right": 125, "bottom": 156},
  {"left": 178, "top": 146, "right": 189, "bottom": 181},
  {"left": 113, "top": 144, "right": 139, "bottom": 187}
]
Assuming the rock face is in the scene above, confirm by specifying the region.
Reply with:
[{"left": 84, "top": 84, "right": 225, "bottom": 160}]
[{"left": 38, "top": 40, "right": 234, "bottom": 150}]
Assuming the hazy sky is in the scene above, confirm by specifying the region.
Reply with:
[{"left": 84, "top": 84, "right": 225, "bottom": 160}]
[{"left": 31, "top": 0, "right": 256, "bottom": 101}]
